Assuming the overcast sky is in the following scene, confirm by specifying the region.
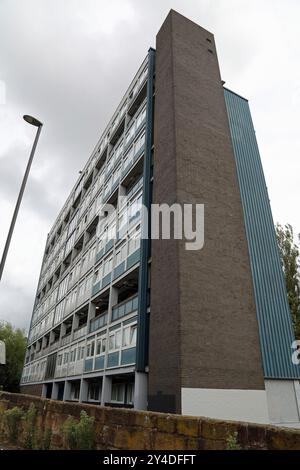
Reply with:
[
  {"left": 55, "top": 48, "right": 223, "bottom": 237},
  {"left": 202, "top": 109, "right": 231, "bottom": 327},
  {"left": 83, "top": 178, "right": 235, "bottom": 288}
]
[{"left": 0, "top": 0, "right": 299, "bottom": 331}]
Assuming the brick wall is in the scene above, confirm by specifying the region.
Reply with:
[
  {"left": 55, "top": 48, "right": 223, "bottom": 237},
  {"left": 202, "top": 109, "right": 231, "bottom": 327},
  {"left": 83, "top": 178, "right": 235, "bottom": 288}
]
[
  {"left": 1, "top": 392, "right": 300, "bottom": 449},
  {"left": 20, "top": 383, "right": 43, "bottom": 397}
]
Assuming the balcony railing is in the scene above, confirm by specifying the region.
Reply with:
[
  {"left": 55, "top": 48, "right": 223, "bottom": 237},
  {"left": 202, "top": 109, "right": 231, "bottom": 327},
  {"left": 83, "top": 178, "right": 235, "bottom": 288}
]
[
  {"left": 111, "top": 295, "right": 138, "bottom": 322},
  {"left": 73, "top": 324, "right": 87, "bottom": 341},
  {"left": 61, "top": 334, "right": 71, "bottom": 347},
  {"left": 89, "top": 311, "right": 108, "bottom": 334}
]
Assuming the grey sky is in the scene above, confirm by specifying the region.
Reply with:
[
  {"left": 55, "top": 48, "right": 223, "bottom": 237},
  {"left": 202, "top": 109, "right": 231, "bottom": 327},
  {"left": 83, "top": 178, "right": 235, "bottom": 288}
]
[{"left": 0, "top": 0, "right": 299, "bottom": 331}]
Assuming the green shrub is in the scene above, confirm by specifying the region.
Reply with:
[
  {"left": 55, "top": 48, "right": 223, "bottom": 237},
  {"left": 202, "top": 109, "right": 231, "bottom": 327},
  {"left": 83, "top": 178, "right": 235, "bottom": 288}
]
[
  {"left": 62, "top": 416, "right": 78, "bottom": 450},
  {"left": 23, "top": 403, "right": 37, "bottom": 449},
  {"left": 62, "top": 411, "right": 95, "bottom": 450},
  {"left": 226, "top": 432, "right": 242, "bottom": 450},
  {"left": 4, "top": 406, "right": 24, "bottom": 443},
  {"left": 41, "top": 428, "right": 52, "bottom": 450},
  {"left": 76, "top": 411, "right": 95, "bottom": 450}
]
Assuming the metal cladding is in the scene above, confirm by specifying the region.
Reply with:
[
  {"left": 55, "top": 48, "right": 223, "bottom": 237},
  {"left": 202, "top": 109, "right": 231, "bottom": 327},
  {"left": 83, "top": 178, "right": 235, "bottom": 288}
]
[{"left": 224, "top": 88, "right": 300, "bottom": 379}]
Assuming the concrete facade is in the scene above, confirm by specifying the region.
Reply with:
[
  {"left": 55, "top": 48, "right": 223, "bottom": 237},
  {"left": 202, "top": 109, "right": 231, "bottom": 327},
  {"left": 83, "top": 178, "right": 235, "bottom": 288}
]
[{"left": 20, "top": 10, "right": 299, "bottom": 425}]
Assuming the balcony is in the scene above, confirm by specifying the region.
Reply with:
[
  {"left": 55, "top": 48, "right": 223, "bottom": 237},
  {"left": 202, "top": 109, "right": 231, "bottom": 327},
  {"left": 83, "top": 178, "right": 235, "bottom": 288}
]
[
  {"left": 89, "top": 311, "right": 108, "bottom": 334},
  {"left": 61, "top": 334, "right": 71, "bottom": 347},
  {"left": 73, "top": 324, "right": 87, "bottom": 341},
  {"left": 112, "top": 295, "right": 138, "bottom": 322}
]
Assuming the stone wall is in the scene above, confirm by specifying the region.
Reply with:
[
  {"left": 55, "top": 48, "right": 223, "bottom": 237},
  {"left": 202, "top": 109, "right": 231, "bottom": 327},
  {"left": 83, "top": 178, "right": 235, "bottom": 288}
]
[{"left": 1, "top": 392, "right": 300, "bottom": 450}]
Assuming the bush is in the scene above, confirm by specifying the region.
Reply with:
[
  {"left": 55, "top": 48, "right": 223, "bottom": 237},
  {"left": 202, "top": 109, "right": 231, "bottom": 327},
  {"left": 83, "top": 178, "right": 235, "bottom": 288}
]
[
  {"left": 41, "top": 428, "right": 52, "bottom": 450},
  {"left": 62, "top": 416, "right": 78, "bottom": 450},
  {"left": 226, "top": 432, "right": 242, "bottom": 450},
  {"left": 4, "top": 406, "right": 24, "bottom": 443},
  {"left": 62, "top": 411, "right": 95, "bottom": 450},
  {"left": 23, "top": 403, "right": 37, "bottom": 449},
  {"left": 76, "top": 411, "right": 95, "bottom": 450}
]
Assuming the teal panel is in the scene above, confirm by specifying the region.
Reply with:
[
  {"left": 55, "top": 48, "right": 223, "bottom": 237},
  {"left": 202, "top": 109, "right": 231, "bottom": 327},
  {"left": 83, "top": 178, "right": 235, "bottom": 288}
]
[
  {"left": 84, "top": 358, "right": 93, "bottom": 372},
  {"left": 121, "top": 347, "right": 136, "bottom": 365},
  {"left": 104, "top": 240, "right": 114, "bottom": 254},
  {"left": 224, "top": 88, "right": 300, "bottom": 379},
  {"left": 111, "top": 295, "right": 138, "bottom": 322},
  {"left": 102, "top": 273, "right": 111, "bottom": 288},
  {"left": 94, "top": 356, "right": 104, "bottom": 370},
  {"left": 107, "top": 352, "right": 119, "bottom": 368},
  {"left": 92, "top": 281, "right": 101, "bottom": 296},
  {"left": 96, "top": 248, "right": 104, "bottom": 263},
  {"left": 113, "top": 261, "right": 125, "bottom": 280},
  {"left": 127, "top": 249, "right": 140, "bottom": 269}
]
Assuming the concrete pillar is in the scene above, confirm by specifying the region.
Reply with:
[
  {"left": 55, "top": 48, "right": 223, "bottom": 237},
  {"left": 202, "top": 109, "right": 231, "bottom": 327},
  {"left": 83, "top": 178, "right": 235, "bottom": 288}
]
[
  {"left": 79, "top": 378, "right": 89, "bottom": 403},
  {"left": 60, "top": 322, "right": 67, "bottom": 339},
  {"left": 134, "top": 371, "right": 148, "bottom": 410},
  {"left": 101, "top": 375, "right": 112, "bottom": 406},
  {"left": 109, "top": 286, "right": 118, "bottom": 317},
  {"left": 88, "top": 302, "right": 96, "bottom": 321},
  {"left": 41, "top": 384, "right": 47, "bottom": 398},
  {"left": 63, "top": 380, "right": 72, "bottom": 401},
  {"left": 51, "top": 382, "right": 59, "bottom": 400},
  {"left": 49, "top": 330, "right": 55, "bottom": 344},
  {"left": 71, "top": 314, "right": 79, "bottom": 341}
]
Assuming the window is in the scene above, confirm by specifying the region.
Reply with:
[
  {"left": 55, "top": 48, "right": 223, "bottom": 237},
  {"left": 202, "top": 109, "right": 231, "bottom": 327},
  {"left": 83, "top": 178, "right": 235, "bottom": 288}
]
[
  {"left": 126, "top": 383, "right": 134, "bottom": 405},
  {"left": 71, "top": 382, "right": 80, "bottom": 400},
  {"left": 87, "top": 341, "right": 95, "bottom": 358},
  {"left": 89, "top": 382, "right": 101, "bottom": 401},
  {"left": 123, "top": 146, "right": 133, "bottom": 169},
  {"left": 70, "top": 348, "right": 76, "bottom": 362},
  {"left": 128, "top": 226, "right": 141, "bottom": 254},
  {"left": 106, "top": 157, "right": 114, "bottom": 174},
  {"left": 111, "top": 383, "right": 124, "bottom": 403},
  {"left": 112, "top": 166, "right": 120, "bottom": 185},
  {"left": 78, "top": 280, "right": 85, "bottom": 297},
  {"left": 125, "top": 126, "right": 134, "bottom": 145},
  {"left": 103, "top": 256, "right": 113, "bottom": 276},
  {"left": 134, "top": 132, "right": 145, "bottom": 154},
  {"left": 109, "top": 330, "right": 121, "bottom": 351},
  {"left": 122, "top": 324, "right": 137, "bottom": 347},
  {"left": 136, "top": 106, "right": 146, "bottom": 128},
  {"left": 115, "top": 243, "right": 127, "bottom": 266},
  {"left": 63, "top": 351, "right": 69, "bottom": 364}
]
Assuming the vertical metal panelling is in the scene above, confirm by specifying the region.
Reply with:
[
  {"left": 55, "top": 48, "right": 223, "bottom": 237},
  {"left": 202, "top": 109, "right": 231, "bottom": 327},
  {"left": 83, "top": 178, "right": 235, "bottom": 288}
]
[
  {"left": 136, "top": 48, "right": 155, "bottom": 371},
  {"left": 224, "top": 88, "right": 300, "bottom": 379}
]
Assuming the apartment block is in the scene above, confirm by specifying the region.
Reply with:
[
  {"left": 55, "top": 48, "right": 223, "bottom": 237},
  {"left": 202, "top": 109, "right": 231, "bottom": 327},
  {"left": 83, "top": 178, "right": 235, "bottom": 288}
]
[{"left": 21, "top": 10, "right": 300, "bottom": 425}]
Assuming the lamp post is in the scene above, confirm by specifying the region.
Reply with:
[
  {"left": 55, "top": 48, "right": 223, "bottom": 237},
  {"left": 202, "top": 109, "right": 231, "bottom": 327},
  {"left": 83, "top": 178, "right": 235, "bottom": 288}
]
[{"left": 0, "top": 115, "right": 43, "bottom": 282}]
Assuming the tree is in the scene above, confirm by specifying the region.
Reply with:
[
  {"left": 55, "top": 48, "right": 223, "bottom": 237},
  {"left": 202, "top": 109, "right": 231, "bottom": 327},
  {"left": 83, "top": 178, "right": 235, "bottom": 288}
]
[
  {"left": 276, "top": 223, "right": 300, "bottom": 339},
  {"left": 0, "top": 322, "right": 27, "bottom": 392}
]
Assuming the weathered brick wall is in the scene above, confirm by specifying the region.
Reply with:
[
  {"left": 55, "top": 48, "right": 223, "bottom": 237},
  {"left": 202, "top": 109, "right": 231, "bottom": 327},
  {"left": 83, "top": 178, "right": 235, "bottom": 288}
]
[
  {"left": 1, "top": 391, "right": 300, "bottom": 450},
  {"left": 20, "top": 383, "right": 43, "bottom": 397}
]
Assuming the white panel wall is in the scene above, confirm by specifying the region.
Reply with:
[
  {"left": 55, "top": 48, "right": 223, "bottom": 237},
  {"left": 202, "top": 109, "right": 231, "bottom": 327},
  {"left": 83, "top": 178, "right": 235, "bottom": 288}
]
[{"left": 181, "top": 388, "right": 269, "bottom": 424}]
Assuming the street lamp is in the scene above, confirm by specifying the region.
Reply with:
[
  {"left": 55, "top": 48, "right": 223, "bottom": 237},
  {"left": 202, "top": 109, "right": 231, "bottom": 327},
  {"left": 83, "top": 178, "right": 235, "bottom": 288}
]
[{"left": 0, "top": 115, "right": 43, "bottom": 281}]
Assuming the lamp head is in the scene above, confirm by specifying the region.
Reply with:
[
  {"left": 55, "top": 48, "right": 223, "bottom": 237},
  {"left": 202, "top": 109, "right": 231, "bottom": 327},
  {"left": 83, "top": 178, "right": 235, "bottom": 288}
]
[{"left": 23, "top": 115, "right": 43, "bottom": 127}]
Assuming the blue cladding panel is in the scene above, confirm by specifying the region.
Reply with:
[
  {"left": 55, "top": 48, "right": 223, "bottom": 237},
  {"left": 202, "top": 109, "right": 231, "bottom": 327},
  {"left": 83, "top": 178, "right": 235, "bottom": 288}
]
[
  {"left": 121, "top": 347, "right": 136, "bottom": 365},
  {"left": 224, "top": 88, "right": 300, "bottom": 379},
  {"left": 92, "top": 281, "right": 101, "bottom": 296},
  {"left": 94, "top": 356, "right": 104, "bottom": 370},
  {"left": 102, "top": 273, "right": 111, "bottom": 289},
  {"left": 127, "top": 249, "right": 140, "bottom": 269},
  {"left": 84, "top": 359, "right": 93, "bottom": 372},
  {"left": 113, "top": 261, "right": 125, "bottom": 280},
  {"left": 107, "top": 352, "right": 119, "bottom": 368}
]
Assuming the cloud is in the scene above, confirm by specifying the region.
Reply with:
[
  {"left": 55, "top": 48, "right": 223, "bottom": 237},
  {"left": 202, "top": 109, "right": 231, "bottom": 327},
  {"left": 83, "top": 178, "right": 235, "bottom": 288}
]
[{"left": 0, "top": 0, "right": 299, "bottom": 330}]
